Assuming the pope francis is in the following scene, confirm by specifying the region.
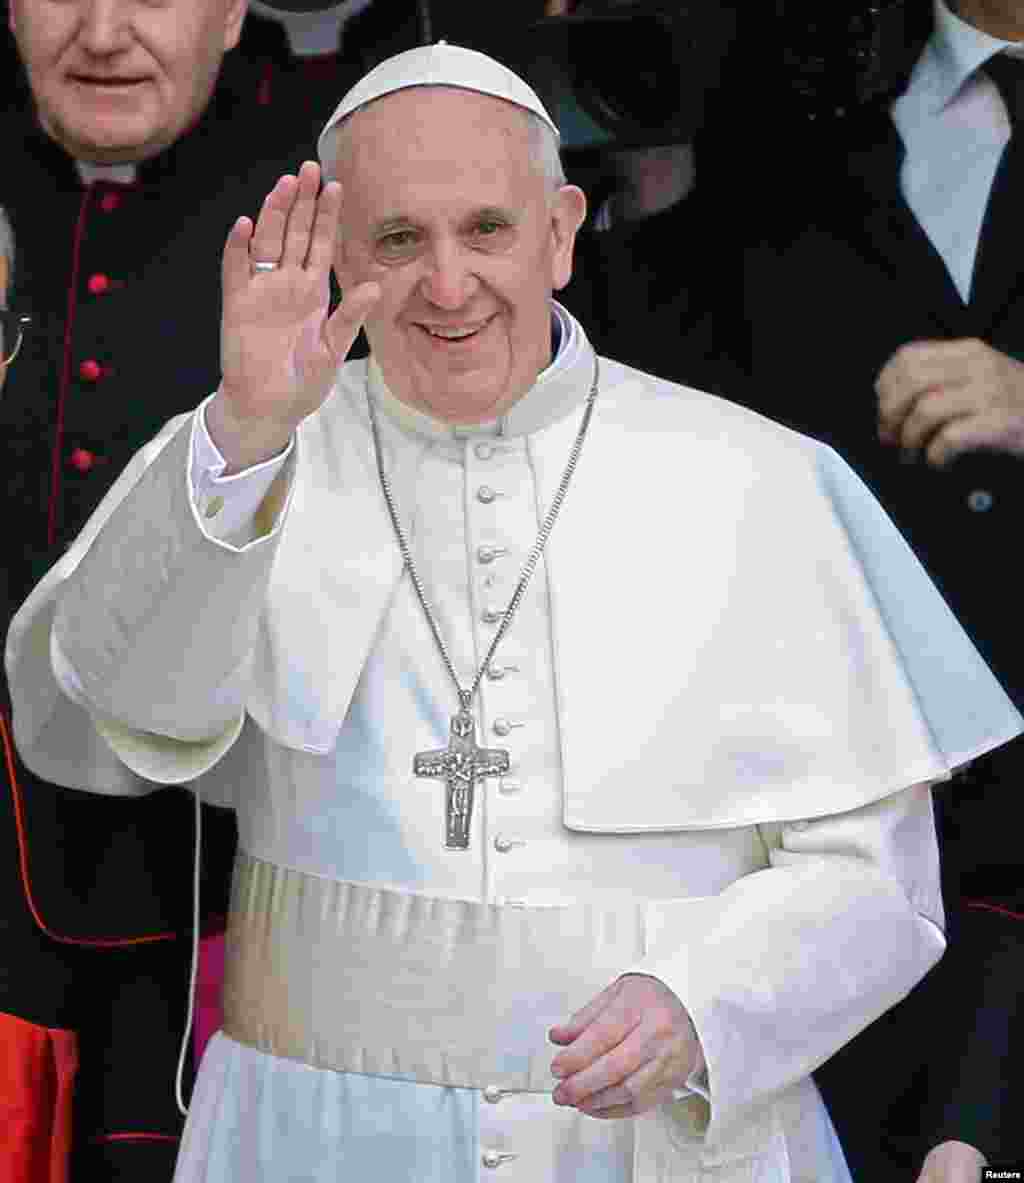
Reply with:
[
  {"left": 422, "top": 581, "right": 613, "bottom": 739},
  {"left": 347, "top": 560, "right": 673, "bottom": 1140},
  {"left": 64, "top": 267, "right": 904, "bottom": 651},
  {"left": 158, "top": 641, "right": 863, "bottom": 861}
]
[{"left": 6, "top": 42, "right": 1023, "bottom": 1183}]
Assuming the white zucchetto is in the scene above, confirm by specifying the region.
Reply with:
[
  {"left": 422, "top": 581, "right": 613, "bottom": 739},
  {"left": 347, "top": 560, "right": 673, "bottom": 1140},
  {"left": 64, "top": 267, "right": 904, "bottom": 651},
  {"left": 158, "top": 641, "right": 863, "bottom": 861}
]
[{"left": 316, "top": 40, "right": 560, "bottom": 180}]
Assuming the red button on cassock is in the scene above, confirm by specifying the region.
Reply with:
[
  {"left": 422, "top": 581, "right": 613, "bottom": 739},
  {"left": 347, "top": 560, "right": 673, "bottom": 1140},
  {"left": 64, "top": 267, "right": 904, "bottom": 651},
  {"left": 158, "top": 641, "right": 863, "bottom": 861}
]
[
  {"left": 69, "top": 448, "right": 96, "bottom": 472},
  {"left": 87, "top": 273, "right": 111, "bottom": 295},
  {"left": 79, "top": 359, "right": 102, "bottom": 381},
  {"left": 100, "top": 191, "right": 121, "bottom": 213}
]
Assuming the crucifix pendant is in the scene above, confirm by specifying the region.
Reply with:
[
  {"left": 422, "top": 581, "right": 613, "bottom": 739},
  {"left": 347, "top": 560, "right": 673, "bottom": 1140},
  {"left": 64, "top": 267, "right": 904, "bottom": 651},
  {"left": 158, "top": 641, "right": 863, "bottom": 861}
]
[{"left": 414, "top": 706, "right": 510, "bottom": 849}]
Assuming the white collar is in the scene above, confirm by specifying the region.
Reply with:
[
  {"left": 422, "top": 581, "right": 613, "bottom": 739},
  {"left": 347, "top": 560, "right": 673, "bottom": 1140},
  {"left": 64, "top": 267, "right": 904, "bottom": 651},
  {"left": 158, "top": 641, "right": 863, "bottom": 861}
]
[
  {"left": 366, "top": 300, "right": 597, "bottom": 445},
  {"left": 917, "top": 0, "right": 1024, "bottom": 113},
  {"left": 75, "top": 160, "right": 138, "bottom": 186}
]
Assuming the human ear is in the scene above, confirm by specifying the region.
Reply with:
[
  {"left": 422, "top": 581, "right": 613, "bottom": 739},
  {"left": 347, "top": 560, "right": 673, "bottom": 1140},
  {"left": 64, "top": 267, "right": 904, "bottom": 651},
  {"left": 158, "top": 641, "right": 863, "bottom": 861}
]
[
  {"left": 223, "top": 0, "right": 248, "bottom": 52},
  {"left": 549, "top": 184, "right": 587, "bottom": 292}
]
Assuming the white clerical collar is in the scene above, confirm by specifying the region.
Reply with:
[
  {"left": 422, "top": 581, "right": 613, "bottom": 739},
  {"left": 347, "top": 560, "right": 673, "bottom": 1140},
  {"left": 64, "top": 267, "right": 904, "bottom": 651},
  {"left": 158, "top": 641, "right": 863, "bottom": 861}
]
[
  {"left": 366, "top": 300, "right": 596, "bottom": 443},
  {"left": 76, "top": 160, "right": 138, "bottom": 186},
  {"left": 919, "top": 0, "right": 1024, "bottom": 113}
]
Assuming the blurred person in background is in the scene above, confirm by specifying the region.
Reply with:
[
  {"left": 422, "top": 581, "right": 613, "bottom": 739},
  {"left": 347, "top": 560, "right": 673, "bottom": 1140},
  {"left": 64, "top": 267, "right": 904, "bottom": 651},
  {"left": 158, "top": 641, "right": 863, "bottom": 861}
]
[
  {"left": 0, "top": 0, "right": 347, "bottom": 1177},
  {"left": 737, "top": 1, "right": 1024, "bottom": 1179},
  {"left": 546, "top": 0, "right": 742, "bottom": 393}
]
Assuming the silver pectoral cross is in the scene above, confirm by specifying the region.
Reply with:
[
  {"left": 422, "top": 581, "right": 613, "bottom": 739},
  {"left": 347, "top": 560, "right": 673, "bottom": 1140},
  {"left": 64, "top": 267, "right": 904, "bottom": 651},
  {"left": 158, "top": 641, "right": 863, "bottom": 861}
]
[{"left": 414, "top": 707, "right": 510, "bottom": 849}]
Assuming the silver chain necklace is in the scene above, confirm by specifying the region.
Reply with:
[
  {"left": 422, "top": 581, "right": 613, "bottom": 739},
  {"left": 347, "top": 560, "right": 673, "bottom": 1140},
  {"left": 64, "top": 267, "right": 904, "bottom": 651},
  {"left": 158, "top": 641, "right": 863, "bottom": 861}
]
[{"left": 366, "top": 355, "right": 600, "bottom": 849}]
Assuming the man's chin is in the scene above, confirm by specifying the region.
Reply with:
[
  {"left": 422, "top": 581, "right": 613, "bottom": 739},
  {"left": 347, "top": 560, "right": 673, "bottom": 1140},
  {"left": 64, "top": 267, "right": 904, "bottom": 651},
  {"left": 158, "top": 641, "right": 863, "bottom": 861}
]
[{"left": 45, "top": 113, "right": 172, "bottom": 165}]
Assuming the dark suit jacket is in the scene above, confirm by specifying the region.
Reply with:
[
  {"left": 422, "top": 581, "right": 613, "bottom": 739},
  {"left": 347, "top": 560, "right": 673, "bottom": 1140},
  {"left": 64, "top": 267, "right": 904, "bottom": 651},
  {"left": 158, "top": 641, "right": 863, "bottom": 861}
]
[
  {"left": 0, "top": 44, "right": 319, "bottom": 1181},
  {"left": 737, "top": 106, "right": 1024, "bottom": 1177}
]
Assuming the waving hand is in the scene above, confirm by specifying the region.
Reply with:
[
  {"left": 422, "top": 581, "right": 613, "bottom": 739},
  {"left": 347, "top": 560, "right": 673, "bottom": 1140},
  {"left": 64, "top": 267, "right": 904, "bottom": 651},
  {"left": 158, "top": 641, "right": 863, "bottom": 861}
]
[{"left": 212, "top": 160, "right": 381, "bottom": 472}]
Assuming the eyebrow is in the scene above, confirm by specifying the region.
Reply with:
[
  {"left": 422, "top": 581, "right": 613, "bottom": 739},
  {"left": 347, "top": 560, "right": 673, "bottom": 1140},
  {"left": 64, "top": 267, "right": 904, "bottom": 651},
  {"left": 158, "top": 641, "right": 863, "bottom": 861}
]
[{"left": 370, "top": 207, "right": 520, "bottom": 237}]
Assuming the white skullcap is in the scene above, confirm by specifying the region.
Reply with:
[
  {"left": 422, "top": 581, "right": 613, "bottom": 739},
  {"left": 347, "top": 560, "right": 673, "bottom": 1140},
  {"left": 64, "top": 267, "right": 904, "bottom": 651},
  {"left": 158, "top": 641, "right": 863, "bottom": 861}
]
[{"left": 317, "top": 40, "right": 560, "bottom": 180}]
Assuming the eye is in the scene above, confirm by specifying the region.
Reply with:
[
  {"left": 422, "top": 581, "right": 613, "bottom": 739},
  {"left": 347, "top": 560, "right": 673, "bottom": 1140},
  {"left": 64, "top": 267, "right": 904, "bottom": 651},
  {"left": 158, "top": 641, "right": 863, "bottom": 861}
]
[
  {"left": 475, "top": 220, "right": 506, "bottom": 237},
  {"left": 378, "top": 230, "right": 419, "bottom": 253}
]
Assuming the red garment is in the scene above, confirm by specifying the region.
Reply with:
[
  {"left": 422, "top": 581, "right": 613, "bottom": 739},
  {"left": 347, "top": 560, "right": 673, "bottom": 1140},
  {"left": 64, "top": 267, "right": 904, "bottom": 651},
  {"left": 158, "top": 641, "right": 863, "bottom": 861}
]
[{"left": 0, "top": 1012, "right": 78, "bottom": 1183}]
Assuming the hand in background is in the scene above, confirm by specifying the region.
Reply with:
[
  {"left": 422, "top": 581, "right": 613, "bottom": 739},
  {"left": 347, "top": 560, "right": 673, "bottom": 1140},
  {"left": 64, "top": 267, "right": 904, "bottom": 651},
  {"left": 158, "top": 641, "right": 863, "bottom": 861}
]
[
  {"left": 876, "top": 338, "right": 1024, "bottom": 467},
  {"left": 915, "top": 1139, "right": 987, "bottom": 1183}
]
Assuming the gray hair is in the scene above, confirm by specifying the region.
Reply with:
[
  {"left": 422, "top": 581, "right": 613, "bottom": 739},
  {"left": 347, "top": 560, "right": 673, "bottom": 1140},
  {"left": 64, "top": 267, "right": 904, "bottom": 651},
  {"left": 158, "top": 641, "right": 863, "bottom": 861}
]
[
  {"left": 325, "top": 92, "right": 566, "bottom": 192},
  {"left": 0, "top": 206, "right": 13, "bottom": 303}
]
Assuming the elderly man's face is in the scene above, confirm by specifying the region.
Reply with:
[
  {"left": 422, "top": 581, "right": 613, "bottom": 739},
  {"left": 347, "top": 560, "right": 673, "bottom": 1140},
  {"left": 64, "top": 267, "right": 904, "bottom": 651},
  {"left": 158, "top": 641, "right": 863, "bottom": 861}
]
[
  {"left": 8, "top": 0, "right": 247, "bottom": 164},
  {"left": 333, "top": 87, "right": 587, "bottom": 424}
]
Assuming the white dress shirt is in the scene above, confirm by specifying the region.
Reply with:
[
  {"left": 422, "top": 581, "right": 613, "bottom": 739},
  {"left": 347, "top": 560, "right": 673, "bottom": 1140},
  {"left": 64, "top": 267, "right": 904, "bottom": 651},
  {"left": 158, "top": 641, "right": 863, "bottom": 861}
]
[{"left": 892, "top": 0, "right": 1024, "bottom": 302}]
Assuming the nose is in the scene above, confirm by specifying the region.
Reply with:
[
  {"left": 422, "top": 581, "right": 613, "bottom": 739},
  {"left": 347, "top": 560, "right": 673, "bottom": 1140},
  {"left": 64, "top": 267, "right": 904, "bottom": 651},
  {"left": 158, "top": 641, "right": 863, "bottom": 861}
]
[
  {"left": 77, "top": 0, "right": 132, "bottom": 55},
  {"left": 419, "top": 238, "right": 478, "bottom": 310}
]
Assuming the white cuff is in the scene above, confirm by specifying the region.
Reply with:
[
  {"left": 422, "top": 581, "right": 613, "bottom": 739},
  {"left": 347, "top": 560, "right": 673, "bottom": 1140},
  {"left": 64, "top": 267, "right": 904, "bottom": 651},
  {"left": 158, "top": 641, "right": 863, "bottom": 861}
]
[{"left": 190, "top": 395, "right": 293, "bottom": 543}]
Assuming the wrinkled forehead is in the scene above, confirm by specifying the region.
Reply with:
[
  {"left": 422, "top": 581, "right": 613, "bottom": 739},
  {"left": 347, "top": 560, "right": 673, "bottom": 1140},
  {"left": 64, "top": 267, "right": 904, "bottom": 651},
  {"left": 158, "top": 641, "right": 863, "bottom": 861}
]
[{"left": 324, "top": 85, "right": 536, "bottom": 182}]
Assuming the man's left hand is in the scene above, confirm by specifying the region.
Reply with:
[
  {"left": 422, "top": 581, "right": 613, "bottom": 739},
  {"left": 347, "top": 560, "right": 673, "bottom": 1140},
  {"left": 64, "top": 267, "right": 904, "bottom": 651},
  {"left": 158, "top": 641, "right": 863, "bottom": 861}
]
[
  {"left": 548, "top": 974, "right": 705, "bottom": 1119},
  {"left": 876, "top": 338, "right": 1024, "bottom": 466}
]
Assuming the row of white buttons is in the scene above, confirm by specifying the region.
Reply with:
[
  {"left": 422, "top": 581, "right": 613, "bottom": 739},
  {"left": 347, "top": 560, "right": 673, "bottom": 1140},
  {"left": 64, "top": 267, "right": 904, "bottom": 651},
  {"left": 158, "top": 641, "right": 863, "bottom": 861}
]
[{"left": 471, "top": 450, "right": 530, "bottom": 857}]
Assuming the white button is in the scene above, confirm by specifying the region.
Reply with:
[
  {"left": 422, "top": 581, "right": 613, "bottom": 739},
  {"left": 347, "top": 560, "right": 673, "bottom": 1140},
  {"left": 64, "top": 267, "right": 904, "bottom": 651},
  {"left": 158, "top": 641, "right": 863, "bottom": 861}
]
[
  {"left": 499, "top": 778, "right": 522, "bottom": 795},
  {"left": 482, "top": 607, "right": 505, "bottom": 624},
  {"left": 967, "top": 489, "right": 994, "bottom": 513},
  {"left": 482, "top": 1149, "right": 517, "bottom": 1168},
  {"left": 483, "top": 1085, "right": 504, "bottom": 1103},
  {"left": 492, "top": 718, "right": 517, "bottom": 737},
  {"left": 477, "top": 485, "right": 498, "bottom": 504},
  {"left": 486, "top": 663, "right": 506, "bottom": 681},
  {"left": 204, "top": 495, "right": 224, "bottom": 519},
  {"left": 475, "top": 442, "right": 495, "bottom": 461},
  {"left": 477, "top": 545, "right": 507, "bottom": 564},
  {"left": 493, "top": 835, "right": 522, "bottom": 853}
]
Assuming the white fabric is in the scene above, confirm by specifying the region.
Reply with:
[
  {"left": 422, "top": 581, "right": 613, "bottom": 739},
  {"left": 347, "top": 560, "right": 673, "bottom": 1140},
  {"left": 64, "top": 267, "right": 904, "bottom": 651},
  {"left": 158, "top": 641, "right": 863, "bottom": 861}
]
[
  {"left": 317, "top": 41, "right": 560, "bottom": 180},
  {"left": 892, "top": 0, "right": 1024, "bottom": 302},
  {"left": 75, "top": 160, "right": 138, "bottom": 186},
  {"left": 221, "top": 850, "right": 710, "bottom": 1099},
  {"left": 191, "top": 404, "right": 292, "bottom": 544},
  {"left": 6, "top": 305, "right": 1021, "bottom": 1181},
  {"left": 247, "top": 0, "right": 374, "bottom": 59}
]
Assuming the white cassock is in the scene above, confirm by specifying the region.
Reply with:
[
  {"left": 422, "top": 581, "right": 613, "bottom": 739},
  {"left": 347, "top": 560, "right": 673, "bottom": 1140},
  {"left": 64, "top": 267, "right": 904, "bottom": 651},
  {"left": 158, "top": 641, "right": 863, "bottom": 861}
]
[{"left": 6, "top": 303, "right": 1021, "bottom": 1183}]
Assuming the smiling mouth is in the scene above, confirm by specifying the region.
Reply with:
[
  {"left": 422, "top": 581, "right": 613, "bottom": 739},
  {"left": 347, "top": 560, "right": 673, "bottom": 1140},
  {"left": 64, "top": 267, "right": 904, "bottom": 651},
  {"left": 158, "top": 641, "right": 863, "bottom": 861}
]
[
  {"left": 72, "top": 75, "right": 148, "bottom": 87},
  {"left": 416, "top": 316, "right": 495, "bottom": 344}
]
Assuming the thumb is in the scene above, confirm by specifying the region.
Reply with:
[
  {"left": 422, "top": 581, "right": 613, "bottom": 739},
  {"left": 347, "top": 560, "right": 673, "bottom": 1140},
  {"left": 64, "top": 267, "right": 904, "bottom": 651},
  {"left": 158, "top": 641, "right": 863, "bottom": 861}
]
[{"left": 324, "top": 280, "right": 382, "bottom": 361}]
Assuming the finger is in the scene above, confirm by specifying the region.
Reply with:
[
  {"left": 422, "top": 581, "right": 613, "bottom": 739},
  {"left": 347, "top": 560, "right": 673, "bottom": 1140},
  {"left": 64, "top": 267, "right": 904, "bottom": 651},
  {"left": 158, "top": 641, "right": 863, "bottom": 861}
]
[
  {"left": 578, "top": 1065, "right": 675, "bottom": 1116},
  {"left": 307, "top": 180, "right": 343, "bottom": 275},
  {"left": 551, "top": 1015, "right": 646, "bottom": 1105},
  {"left": 250, "top": 174, "right": 298, "bottom": 266},
  {"left": 549, "top": 981, "right": 620, "bottom": 1047},
  {"left": 876, "top": 341, "right": 969, "bottom": 438},
  {"left": 924, "top": 411, "right": 1005, "bottom": 468},
  {"left": 898, "top": 386, "right": 976, "bottom": 453},
  {"left": 323, "top": 280, "right": 382, "bottom": 362},
  {"left": 223, "top": 216, "right": 254, "bottom": 299},
  {"left": 281, "top": 161, "right": 321, "bottom": 269}
]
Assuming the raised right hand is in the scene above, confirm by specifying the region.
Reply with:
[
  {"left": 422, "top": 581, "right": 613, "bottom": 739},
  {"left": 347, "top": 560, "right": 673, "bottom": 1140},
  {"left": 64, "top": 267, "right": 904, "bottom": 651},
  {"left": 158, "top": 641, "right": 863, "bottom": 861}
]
[{"left": 213, "top": 159, "right": 381, "bottom": 472}]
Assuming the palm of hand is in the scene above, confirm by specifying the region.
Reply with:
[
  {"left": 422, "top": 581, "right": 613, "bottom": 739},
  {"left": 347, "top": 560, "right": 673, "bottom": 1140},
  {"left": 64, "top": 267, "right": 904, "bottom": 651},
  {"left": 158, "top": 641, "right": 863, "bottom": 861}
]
[
  {"left": 222, "top": 267, "right": 335, "bottom": 427},
  {"left": 218, "top": 162, "right": 381, "bottom": 447}
]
